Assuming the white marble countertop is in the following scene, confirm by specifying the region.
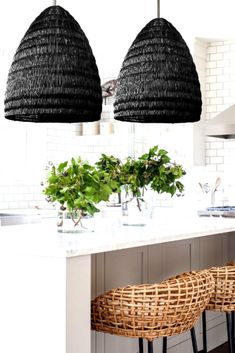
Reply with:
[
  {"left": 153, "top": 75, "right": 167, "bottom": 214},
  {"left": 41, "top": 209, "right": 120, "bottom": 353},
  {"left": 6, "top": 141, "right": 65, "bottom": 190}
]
[{"left": 1, "top": 210, "right": 235, "bottom": 258}]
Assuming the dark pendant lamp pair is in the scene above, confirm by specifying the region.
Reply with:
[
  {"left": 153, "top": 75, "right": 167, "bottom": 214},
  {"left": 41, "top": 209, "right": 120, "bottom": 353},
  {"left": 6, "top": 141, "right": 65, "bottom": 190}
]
[{"left": 4, "top": 0, "right": 202, "bottom": 124}]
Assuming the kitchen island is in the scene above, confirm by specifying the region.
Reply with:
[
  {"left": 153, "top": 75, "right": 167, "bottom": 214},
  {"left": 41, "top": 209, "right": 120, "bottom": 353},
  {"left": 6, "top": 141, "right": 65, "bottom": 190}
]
[{"left": 0, "top": 213, "right": 235, "bottom": 353}]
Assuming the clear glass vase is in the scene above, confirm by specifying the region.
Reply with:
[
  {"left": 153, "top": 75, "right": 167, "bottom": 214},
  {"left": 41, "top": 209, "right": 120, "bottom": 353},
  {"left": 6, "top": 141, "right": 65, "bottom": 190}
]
[
  {"left": 121, "top": 191, "right": 151, "bottom": 226},
  {"left": 57, "top": 210, "right": 94, "bottom": 233}
]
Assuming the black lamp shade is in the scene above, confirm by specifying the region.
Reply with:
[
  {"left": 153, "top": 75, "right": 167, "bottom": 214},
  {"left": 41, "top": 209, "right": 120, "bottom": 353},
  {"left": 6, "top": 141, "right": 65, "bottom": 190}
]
[
  {"left": 4, "top": 6, "right": 102, "bottom": 123},
  {"left": 114, "top": 18, "right": 202, "bottom": 123}
]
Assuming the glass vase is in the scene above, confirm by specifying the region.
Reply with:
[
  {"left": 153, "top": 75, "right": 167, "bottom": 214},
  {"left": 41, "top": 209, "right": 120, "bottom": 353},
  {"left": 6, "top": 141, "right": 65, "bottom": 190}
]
[
  {"left": 57, "top": 210, "right": 94, "bottom": 233},
  {"left": 121, "top": 191, "right": 151, "bottom": 226}
]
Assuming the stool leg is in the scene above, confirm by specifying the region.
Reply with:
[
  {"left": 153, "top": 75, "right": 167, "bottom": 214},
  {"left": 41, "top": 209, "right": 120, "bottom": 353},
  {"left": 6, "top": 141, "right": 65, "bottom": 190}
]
[
  {"left": 190, "top": 327, "right": 198, "bottom": 353},
  {"left": 139, "top": 338, "right": 144, "bottom": 353},
  {"left": 226, "top": 312, "right": 234, "bottom": 353},
  {"left": 232, "top": 311, "right": 235, "bottom": 343},
  {"left": 202, "top": 310, "right": 208, "bottom": 353},
  {"left": 162, "top": 336, "right": 167, "bottom": 353},
  {"left": 147, "top": 340, "right": 153, "bottom": 353}
]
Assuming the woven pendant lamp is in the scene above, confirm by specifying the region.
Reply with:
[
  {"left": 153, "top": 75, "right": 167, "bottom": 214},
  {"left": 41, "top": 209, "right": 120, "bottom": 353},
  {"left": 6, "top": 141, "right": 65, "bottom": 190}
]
[
  {"left": 114, "top": 1, "right": 202, "bottom": 123},
  {"left": 4, "top": 5, "right": 102, "bottom": 123}
]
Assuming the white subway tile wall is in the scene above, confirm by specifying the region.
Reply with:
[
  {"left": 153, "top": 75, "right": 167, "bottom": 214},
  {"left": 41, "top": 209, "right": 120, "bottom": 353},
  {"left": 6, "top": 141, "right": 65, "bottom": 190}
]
[{"left": 205, "top": 40, "right": 235, "bottom": 176}]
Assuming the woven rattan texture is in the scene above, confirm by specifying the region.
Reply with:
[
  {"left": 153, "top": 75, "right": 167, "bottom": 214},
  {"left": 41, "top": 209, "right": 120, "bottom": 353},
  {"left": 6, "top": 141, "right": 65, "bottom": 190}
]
[
  {"left": 5, "top": 6, "right": 102, "bottom": 123},
  {"left": 206, "top": 266, "right": 235, "bottom": 312},
  {"left": 91, "top": 270, "right": 214, "bottom": 341},
  {"left": 225, "top": 261, "right": 235, "bottom": 266},
  {"left": 114, "top": 18, "right": 202, "bottom": 123}
]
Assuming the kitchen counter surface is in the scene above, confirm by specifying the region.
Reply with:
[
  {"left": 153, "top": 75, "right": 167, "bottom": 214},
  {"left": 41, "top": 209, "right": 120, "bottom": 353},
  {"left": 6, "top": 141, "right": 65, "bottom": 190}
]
[{"left": 1, "top": 211, "right": 235, "bottom": 257}]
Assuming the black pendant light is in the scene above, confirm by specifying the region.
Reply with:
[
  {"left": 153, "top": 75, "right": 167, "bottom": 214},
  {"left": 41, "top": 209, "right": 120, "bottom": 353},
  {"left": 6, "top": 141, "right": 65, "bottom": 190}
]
[
  {"left": 114, "top": 0, "right": 202, "bottom": 123},
  {"left": 4, "top": 4, "right": 102, "bottom": 123}
]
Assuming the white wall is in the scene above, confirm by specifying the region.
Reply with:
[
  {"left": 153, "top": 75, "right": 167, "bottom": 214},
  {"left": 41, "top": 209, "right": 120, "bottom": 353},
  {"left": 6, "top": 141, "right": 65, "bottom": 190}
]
[
  {"left": 203, "top": 39, "right": 235, "bottom": 204},
  {"left": 160, "top": 0, "right": 235, "bottom": 41}
]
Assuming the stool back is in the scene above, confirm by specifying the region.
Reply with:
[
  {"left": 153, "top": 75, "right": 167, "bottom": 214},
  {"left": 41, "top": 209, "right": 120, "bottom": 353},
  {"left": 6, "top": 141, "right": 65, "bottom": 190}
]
[
  {"left": 91, "top": 270, "right": 214, "bottom": 340},
  {"left": 206, "top": 266, "right": 235, "bottom": 312}
]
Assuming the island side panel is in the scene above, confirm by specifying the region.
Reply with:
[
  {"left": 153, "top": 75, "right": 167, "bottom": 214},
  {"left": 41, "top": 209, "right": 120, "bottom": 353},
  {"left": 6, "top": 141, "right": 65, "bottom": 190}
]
[
  {"left": 0, "top": 254, "right": 67, "bottom": 353},
  {"left": 66, "top": 255, "right": 91, "bottom": 353}
]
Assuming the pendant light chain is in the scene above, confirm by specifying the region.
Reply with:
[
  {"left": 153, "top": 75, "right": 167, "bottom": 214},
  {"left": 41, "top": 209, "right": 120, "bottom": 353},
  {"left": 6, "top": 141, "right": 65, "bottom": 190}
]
[
  {"left": 52, "top": 0, "right": 57, "bottom": 5},
  {"left": 157, "top": 0, "right": 160, "bottom": 18}
]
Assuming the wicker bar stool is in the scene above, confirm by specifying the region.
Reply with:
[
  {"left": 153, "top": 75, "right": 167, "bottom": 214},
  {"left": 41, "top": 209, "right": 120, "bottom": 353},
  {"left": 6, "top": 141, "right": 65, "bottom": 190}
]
[
  {"left": 202, "top": 265, "right": 235, "bottom": 353},
  {"left": 226, "top": 260, "right": 235, "bottom": 340},
  {"left": 91, "top": 270, "right": 214, "bottom": 353},
  {"left": 226, "top": 261, "right": 235, "bottom": 346}
]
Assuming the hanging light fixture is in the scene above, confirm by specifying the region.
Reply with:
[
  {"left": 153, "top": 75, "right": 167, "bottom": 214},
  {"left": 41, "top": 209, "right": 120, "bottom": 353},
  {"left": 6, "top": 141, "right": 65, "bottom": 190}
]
[
  {"left": 114, "top": 0, "right": 202, "bottom": 123},
  {"left": 4, "top": 2, "right": 102, "bottom": 123}
]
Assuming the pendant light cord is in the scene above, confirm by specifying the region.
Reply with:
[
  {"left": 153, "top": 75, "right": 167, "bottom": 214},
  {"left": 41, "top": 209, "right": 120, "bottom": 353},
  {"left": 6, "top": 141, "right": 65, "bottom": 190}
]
[
  {"left": 157, "top": 0, "right": 160, "bottom": 18},
  {"left": 52, "top": 0, "right": 57, "bottom": 5}
]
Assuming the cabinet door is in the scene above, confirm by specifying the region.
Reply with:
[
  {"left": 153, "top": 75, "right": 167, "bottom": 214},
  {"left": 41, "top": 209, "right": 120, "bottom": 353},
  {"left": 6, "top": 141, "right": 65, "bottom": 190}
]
[
  {"left": 199, "top": 234, "right": 227, "bottom": 269},
  {"left": 228, "top": 232, "right": 235, "bottom": 262},
  {"left": 148, "top": 238, "right": 200, "bottom": 283}
]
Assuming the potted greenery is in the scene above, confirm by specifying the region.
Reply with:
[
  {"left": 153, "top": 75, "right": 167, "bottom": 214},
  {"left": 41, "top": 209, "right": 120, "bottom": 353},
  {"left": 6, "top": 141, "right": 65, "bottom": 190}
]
[
  {"left": 43, "top": 157, "right": 113, "bottom": 232},
  {"left": 43, "top": 146, "right": 185, "bottom": 231},
  {"left": 96, "top": 146, "right": 185, "bottom": 225}
]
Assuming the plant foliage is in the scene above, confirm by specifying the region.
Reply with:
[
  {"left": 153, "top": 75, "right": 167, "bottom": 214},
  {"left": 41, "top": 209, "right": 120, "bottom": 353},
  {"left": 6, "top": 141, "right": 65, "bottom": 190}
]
[
  {"left": 43, "top": 146, "right": 185, "bottom": 219},
  {"left": 43, "top": 157, "right": 112, "bottom": 218},
  {"left": 96, "top": 145, "right": 185, "bottom": 199}
]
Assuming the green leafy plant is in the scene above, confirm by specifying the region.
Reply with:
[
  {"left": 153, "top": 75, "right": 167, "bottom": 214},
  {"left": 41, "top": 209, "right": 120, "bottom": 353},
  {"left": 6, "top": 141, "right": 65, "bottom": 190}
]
[
  {"left": 43, "top": 157, "right": 113, "bottom": 225},
  {"left": 96, "top": 146, "right": 185, "bottom": 210},
  {"left": 43, "top": 146, "right": 185, "bottom": 226},
  {"left": 95, "top": 154, "right": 122, "bottom": 192}
]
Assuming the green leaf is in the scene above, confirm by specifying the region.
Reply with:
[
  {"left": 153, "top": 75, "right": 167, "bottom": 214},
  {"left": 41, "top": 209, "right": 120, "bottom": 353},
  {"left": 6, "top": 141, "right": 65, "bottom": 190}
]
[{"left": 58, "top": 161, "right": 68, "bottom": 172}]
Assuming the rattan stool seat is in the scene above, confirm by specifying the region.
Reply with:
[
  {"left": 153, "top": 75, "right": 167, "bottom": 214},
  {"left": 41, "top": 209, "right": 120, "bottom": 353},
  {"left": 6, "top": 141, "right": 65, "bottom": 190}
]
[
  {"left": 206, "top": 266, "right": 235, "bottom": 312},
  {"left": 202, "top": 265, "right": 235, "bottom": 353},
  {"left": 91, "top": 270, "right": 214, "bottom": 343}
]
